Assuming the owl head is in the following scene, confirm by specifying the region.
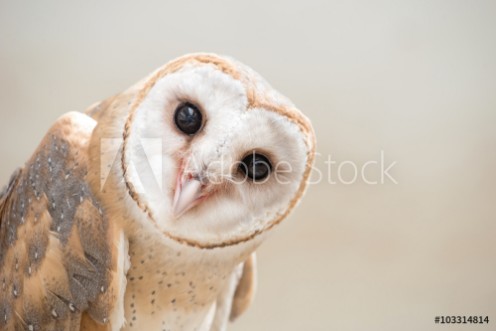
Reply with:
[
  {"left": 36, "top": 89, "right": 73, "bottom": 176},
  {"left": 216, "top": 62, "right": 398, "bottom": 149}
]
[{"left": 90, "top": 54, "right": 315, "bottom": 249}]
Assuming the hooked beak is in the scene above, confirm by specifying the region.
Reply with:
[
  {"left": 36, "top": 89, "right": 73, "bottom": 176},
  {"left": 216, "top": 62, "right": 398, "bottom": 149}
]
[{"left": 172, "top": 168, "right": 206, "bottom": 218}]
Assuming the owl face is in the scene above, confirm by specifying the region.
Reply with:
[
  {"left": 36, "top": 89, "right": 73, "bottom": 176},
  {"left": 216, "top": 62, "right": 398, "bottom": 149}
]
[{"left": 122, "top": 55, "right": 314, "bottom": 248}]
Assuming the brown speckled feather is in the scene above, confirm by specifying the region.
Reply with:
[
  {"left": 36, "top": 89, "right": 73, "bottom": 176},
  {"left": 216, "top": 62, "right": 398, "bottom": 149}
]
[{"left": 0, "top": 112, "right": 124, "bottom": 331}]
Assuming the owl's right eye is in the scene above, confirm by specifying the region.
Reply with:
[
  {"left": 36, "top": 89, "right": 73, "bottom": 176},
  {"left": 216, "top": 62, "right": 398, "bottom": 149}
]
[{"left": 174, "top": 103, "right": 203, "bottom": 135}]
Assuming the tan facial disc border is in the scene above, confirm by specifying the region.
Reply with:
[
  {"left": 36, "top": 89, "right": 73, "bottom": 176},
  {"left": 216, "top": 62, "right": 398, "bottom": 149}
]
[{"left": 121, "top": 54, "right": 316, "bottom": 249}]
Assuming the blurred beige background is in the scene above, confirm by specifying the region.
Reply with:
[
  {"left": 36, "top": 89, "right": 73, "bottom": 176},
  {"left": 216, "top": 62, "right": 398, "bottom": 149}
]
[{"left": 1, "top": 1, "right": 495, "bottom": 330}]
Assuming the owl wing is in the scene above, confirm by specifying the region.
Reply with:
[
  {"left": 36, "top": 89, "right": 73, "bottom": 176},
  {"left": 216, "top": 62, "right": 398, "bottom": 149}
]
[
  {"left": 229, "top": 253, "right": 257, "bottom": 321},
  {"left": 0, "top": 112, "right": 128, "bottom": 331}
]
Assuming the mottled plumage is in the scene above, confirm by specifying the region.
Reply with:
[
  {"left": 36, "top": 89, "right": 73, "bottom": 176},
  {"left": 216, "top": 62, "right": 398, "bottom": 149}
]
[
  {"left": 0, "top": 114, "right": 123, "bottom": 331},
  {"left": 0, "top": 54, "right": 315, "bottom": 331}
]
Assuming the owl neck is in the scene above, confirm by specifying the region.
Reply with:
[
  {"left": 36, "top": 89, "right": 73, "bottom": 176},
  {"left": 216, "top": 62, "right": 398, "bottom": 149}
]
[
  {"left": 122, "top": 228, "right": 257, "bottom": 320},
  {"left": 125, "top": 226, "right": 258, "bottom": 275}
]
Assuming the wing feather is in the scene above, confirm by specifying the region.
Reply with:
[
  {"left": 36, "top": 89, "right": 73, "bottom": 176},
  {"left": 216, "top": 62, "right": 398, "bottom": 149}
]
[
  {"left": 0, "top": 168, "right": 22, "bottom": 226},
  {"left": 0, "top": 112, "right": 127, "bottom": 331},
  {"left": 229, "top": 253, "right": 257, "bottom": 322}
]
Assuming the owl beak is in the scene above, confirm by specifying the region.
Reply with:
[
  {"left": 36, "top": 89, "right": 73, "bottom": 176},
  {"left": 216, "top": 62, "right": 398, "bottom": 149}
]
[{"left": 172, "top": 173, "right": 205, "bottom": 218}]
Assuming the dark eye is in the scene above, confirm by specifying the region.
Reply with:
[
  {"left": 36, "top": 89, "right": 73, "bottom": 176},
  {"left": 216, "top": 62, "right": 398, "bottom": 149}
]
[
  {"left": 174, "top": 103, "right": 203, "bottom": 135},
  {"left": 239, "top": 153, "right": 272, "bottom": 181}
]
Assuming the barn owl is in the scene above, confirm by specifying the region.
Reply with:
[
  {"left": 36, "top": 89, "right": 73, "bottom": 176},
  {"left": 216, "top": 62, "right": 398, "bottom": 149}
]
[{"left": 0, "top": 53, "right": 315, "bottom": 331}]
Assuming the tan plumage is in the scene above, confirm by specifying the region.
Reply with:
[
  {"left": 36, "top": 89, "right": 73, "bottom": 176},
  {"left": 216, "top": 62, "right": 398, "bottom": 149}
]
[
  {"left": 229, "top": 253, "right": 256, "bottom": 322},
  {"left": 0, "top": 113, "right": 124, "bottom": 330},
  {"left": 0, "top": 53, "right": 315, "bottom": 331}
]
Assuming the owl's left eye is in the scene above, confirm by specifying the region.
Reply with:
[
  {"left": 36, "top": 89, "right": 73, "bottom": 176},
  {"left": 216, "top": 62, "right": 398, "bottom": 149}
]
[
  {"left": 239, "top": 153, "right": 272, "bottom": 182},
  {"left": 174, "top": 103, "right": 203, "bottom": 135}
]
